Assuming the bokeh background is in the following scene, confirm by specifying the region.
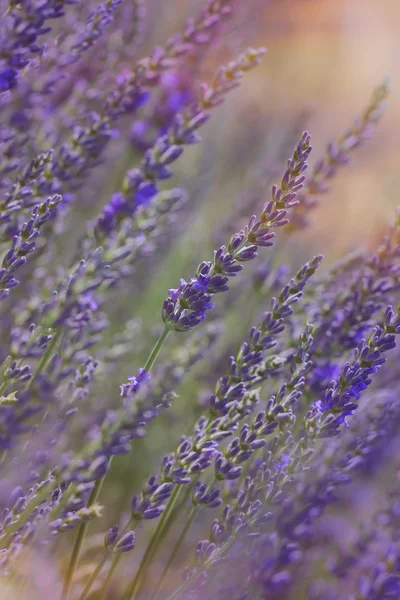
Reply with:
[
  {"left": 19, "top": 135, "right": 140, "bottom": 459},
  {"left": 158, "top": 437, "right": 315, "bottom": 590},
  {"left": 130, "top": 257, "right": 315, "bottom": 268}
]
[{"left": 144, "top": 0, "right": 400, "bottom": 252}]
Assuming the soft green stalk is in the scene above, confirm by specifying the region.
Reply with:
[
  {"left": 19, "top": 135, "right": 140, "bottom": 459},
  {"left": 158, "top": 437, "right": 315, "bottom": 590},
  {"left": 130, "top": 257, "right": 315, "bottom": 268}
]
[
  {"left": 62, "top": 478, "right": 106, "bottom": 599},
  {"left": 124, "top": 477, "right": 199, "bottom": 600},
  {"left": 123, "top": 484, "right": 183, "bottom": 600},
  {"left": 63, "top": 326, "right": 171, "bottom": 598},
  {"left": 82, "top": 517, "right": 137, "bottom": 600},
  {"left": 152, "top": 504, "right": 198, "bottom": 600},
  {"left": 28, "top": 329, "right": 62, "bottom": 389},
  {"left": 142, "top": 326, "right": 171, "bottom": 372},
  {"left": 165, "top": 539, "right": 232, "bottom": 600},
  {"left": 152, "top": 476, "right": 215, "bottom": 600},
  {"left": 76, "top": 517, "right": 135, "bottom": 600},
  {"left": 77, "top": 553, "right": 109, "bottom": 600}
]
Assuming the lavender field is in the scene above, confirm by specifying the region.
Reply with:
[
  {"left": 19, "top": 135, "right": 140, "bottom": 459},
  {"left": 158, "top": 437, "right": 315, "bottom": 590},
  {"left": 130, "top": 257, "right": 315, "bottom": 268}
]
[{"left": 0, "top": 1, "right": 399, "bottom": 599}]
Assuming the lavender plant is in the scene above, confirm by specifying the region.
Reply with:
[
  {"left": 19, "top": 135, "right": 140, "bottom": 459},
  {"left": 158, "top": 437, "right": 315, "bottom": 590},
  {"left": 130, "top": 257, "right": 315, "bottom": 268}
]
[{"left": 0, "top": 2, "right": 397, "bottom": 600}]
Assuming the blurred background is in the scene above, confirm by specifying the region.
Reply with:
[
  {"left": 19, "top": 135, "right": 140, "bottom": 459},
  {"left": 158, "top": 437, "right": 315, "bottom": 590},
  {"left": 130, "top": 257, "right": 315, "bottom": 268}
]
[{"left": 145, "top": 0, "right": 399, "bottom": 252}]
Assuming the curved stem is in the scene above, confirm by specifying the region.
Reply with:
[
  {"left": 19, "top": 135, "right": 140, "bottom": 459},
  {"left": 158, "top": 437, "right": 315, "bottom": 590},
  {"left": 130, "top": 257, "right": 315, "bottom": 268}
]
[
  {"left": 28, "top": 329, "right": 62, "bottom": 390},
  {"left": 63, "top": 477, "right": 106, "bottom": 599},
  {"left": 64, "top": 326, "right": 171, "bottom": 598},
  {"left": 77, "top": 553, "right": 109, "bottom": 600},
  {"left": 77, "top": 518, "right": 135, "bottom": 600},
  {"left": 165, "top": 539, "right": 232, "bottom": 600},
  {"left": 100, "top": 553, "right": 121, "bottom": 599},
  {"left": 152, "top": 505, "right": 198, "bottom": 600},
  {"left": 99, "top": 517, "right": 137, "bottom": 600},
  {"left": 143, "top": 326, "right": 171, "bottom": 372},
  {"left": 124, "top": 484, "right": 182, "bottom": 600}
]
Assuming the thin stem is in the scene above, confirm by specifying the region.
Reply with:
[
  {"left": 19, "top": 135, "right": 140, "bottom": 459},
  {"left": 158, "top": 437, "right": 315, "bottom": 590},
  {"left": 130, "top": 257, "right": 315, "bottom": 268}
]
[
  {"left": 99, "top": 517, "right": 137, "bottom": 600},
  {"left": 77, "top": 553, "right": 109, "bottom": 600},
  {"left": 124, "top": 484, "right": 183, "bottom": 600},
  {"left": 0, "top": 449, "right": 8, "bottom": 467},
  {"left": 162, "top": 479, "right": 196, "bottom": 539},
  {"left": 100, "top": 553, "right": 120, "bottom": 599},
  {"left": 165, "top": 539, "right": 232, "bottom": 600},
  {"left": 77, "top": 518, "right": 134, "bottom": 600},
  {"left": 0, "top": 379, "right": 8, "bottom": 396},
  {"left": 152, "top": 505, "right": 198, "bottom": 600},
  {"left": 143, "top": 326, "right": 171, "bottom": 371},
  {"left": 28, "top": 330, "right": 62, "bottom": 390},
  {"left": 62, "top": 477, "right": 106, "bottom": 599},
  {"left": 124, "top": 477, "right": 201, "bottom": 600},
  {"left": 65, "top": 326, "right": 171, "bottom": 598}
]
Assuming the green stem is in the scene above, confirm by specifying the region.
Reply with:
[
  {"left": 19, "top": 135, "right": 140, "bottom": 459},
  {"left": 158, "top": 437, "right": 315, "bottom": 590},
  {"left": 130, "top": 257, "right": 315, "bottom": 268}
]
[
  {"left": 0, "top": 380, "right": 8, "bottom": 396},
  {"left": 143, "top": 326, "right": 171, "bottom": 371},
  {"left": 77, "top": 518, "right": 134, "bottom": 600},
  {"left": 28, "top": 329, "right": 62, "bottom": 389},
  {"left": 64, "top": 326, "right": 171, "bottom": 598},
  {"left": 126, "top": 477, "right": 201, "bottom": 600},
  {"left": 99, "top": 517, "right": 138, "bottom": 600},
  {"left": 152, "top": 505, "right": 198, "bottom": 600},
  {"left": 62, "top": 477, "right": 106, "bottom": 599},
  {"left": 100, "top": 553, "right": 121, "bottom": 599},
  {"left": 124, "top": 484, "right": 183, "bottom": 600},
  {"left": 165, "top": 540, "right": 232, "bottom": 600},
  {"left": 77, "top": 553, "right": 109, "bottom": 600},
  {"left": 0, "top": 449, "right": 8, "bottom": 467}
]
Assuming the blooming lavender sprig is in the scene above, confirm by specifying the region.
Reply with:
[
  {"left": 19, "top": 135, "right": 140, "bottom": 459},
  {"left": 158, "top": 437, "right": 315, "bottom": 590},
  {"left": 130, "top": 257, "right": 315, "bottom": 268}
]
[
  {"left": 306, "top": 456, "right": 400, "bottom": 600},
  {"left": 67, "top": 0, "right": 125, "bottom": 62},
  {"left": 57, "top": 327, "right": 221, "bottom": 596},
  {"left": 162, "top": 132, "right": 311, "bottom": 332},
  {"left": 4, "top": 0, "right": 237, "bottom": 211},
  {"left": 292, "top": 209, "right": 400, "bottom": 396},
  {"left": 95, "top": 47, "right": 266, "bottom": 237},
  {"left": 309, "top": 305, "right": 400, "bottom": 437},
  {"left": 213, "top": 324, "right": 314, "bottom": 483},
  {"left": 0, "top": 194, "right": 61, "bottom": 298},
  {"left": 249, "top": 391, "right": 400, "bottom": 599},
  {"left": 0, "top": 150, "right": 54, "bottom": 239},
  {"left": 130, "top": 316, "right": 314, "bottom": 524},
  {"left": 0, "top": 0, "right": 76, "bottom": 93},
  {"left": 202, "top": 85, "right": 390, "bottom": 384},
  {"left": 346, "top": 466, "right": 400, "bottom": 600},
  {"left": 176, "top": 307, "right": 400, "bottom": 600},
  {"left": 130, "top": 69, "right": 195, "bottom": 152},
  {"left": 284, "top": 392, "right": 400, "bottom": 594}
]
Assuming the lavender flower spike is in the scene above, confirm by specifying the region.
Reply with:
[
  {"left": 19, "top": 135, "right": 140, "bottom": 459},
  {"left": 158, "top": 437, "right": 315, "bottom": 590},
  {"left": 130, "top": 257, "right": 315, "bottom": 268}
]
[{"left": 162, "top": 132, "right": 311, "bottom": 332}]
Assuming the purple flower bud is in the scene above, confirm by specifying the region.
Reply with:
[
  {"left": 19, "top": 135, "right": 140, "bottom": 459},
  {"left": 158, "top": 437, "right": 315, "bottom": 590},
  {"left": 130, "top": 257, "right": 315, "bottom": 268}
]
[{"left": 116, "top": 530, "right": 136, "bottom": 553}]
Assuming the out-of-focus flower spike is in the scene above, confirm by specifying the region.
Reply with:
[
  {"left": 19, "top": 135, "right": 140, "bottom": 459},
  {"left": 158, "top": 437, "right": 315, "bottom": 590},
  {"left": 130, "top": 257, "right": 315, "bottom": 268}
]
[{"left": 290, "top": 80, "right": 390, "bottom": 230}]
